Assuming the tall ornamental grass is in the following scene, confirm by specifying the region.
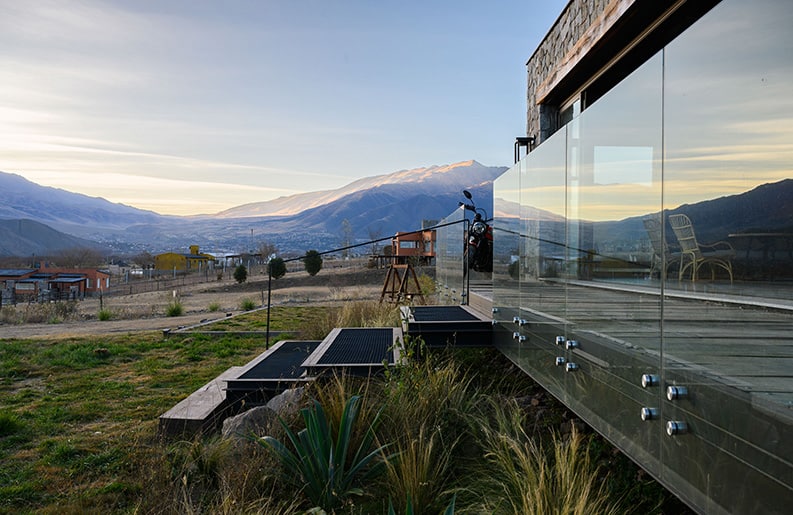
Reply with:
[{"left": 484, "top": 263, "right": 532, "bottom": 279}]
[{"left": 474, "top": 398, "right": 623, "bottom": 515}]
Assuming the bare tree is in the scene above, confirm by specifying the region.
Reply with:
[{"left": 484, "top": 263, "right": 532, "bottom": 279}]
[
  {"left": 367, "top": 225, "right": 383, "bottom": 255},
  {"left": 258, "top": 240, "right": 279, "bottom": 262},
  {"left": 54, "top": 247, "right": 105, "bottom": 268},
  {"left": 340, "top": 219, "right": 353, "bottom": 258},
  {"left": 132, "top": 251, "right": 155, "bottom": 269}
]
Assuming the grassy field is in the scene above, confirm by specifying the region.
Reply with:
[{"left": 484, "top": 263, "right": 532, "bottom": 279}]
[{"left": 0, "top": 303, "right": 689, "bottom": 514}]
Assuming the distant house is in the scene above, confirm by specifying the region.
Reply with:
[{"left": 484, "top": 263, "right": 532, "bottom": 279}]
[
  {"left": 36, "top": 264, "right": 111, "bottom": 295},
  {"left": 13, "top": 278, "right": 41, "bottom": 300},
  {"left": 0, "top": 269, "right": 37, "bottom": 302},
  {"left": 154, "top": 245, "right": 216, "bottom": 272},
  {"left": 0, "top": 268, "right": 37, "bottom": 287},
  {"left": 0, "top": 266, "right": 109, "bottom": 301},
  {"left": 391, "top": 230, "right": 436, "bottom": 265}
]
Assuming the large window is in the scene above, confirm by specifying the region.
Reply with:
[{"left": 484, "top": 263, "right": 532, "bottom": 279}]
[{"left": 495, "top": 1, "right": 793, "bottom": 512}]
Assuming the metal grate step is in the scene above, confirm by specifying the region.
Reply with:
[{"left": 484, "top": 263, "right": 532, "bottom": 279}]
[{"left": 303, "top": 327, "right": 402, "bottom": 374}]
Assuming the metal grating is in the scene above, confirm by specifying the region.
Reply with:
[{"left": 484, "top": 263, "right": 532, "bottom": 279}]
[
  {"left": 411, "top": 306, "right": 480, "bottom": 322},
  {"left": 317, "top": 328, "right": 393, "bottom": 365},
  {"left": 238, "top": 341, "right": 321, "bottom": 380}
]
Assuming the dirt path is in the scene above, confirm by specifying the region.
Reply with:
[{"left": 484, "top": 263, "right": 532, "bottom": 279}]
[{"left": 0, "top": 266, "right": 397, "bottom": 340}]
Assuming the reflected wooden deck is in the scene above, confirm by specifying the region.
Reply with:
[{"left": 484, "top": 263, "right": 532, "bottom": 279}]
[{"left": 485, "top": 278, "right": 793, "bottom": 411}]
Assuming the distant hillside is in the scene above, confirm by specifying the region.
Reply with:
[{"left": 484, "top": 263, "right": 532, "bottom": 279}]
[
  {"left": 0, "top": 219, "right": 105, "bottom": 257},
  {"left": 6, "top": 164, "right": 787, "bottom": 257},
  {"left": 667, "top": 179, "right": 793, "bottom": 241},
  {"left": 595, "top": 178, "right": 793, "bottom": 244},
  {"left": 0, "top": 162, "right": 508, "bottom": 254},
  {"left": 145, "top": 161, "right": 507, "bottom": 250},
  {"left": 0, "top": 171, "right": 168, "bottom": 238},
  {"left": 216, "top": 160, "right": 506, "bottom": 219}
]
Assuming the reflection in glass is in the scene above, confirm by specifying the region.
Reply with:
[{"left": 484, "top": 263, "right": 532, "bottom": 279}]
[
  {"left": 520, "top": 130, "right": 568, "bottom": 318},
  {"left": 434, "top": 207, "right": 467, "bottom": 304},
  {"left": 492, "top": 161, "right": 521, "bottom": 322},
  {"left": 660, "top": 1, "right": 793, "bottom": 509},
  {"left": 565, "top": 52, "right": 663, "bottom": 289},
  {"left": 665, "top": 0, "right": 793, "bottom": 298},
  {"left": 493, "top": 1, "right": 793, "bottom": 512}
]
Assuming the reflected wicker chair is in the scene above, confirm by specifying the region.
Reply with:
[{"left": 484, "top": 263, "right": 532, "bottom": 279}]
[
  {"left": 642, "top": 214, "right": 680, "bottom": 279},
  {"left": 668, "top": 214, "right": 735, "bottom": 283}
]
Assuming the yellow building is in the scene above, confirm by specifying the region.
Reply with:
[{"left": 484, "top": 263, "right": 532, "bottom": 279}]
[{"left": 154, "top": 245, "right": 215, "bottom": 272}]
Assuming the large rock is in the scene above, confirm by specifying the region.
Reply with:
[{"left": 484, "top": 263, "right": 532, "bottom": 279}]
[
  {"left": 221, "top": 405, "right": 277, "bottom": 442},
  {"left": 220, "top": 387, "right": 306, "bottom": 447},
  {"left": 266, "top": 386, "right": 305, "bottom": 415}
]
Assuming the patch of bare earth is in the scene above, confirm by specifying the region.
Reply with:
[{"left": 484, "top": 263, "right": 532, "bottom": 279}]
[{"left": 0, "top": 265, "right": 408, "bottom": 339}]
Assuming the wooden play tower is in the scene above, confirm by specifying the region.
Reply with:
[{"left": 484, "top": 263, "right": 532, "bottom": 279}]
[{"left": 380, "top": 263, "right": 424, "bottom": 303}]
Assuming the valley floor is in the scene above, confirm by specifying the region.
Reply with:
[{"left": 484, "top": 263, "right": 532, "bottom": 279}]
[{"left": 0, "top": 264, "right": 392, "bottom": 339}]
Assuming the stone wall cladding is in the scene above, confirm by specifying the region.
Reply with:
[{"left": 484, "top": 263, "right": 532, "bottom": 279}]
[{"left": 526, "top": 0, "right": 610, "bottom": 142}]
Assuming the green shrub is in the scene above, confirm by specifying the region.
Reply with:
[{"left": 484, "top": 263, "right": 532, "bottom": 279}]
[
  {"left": 389, "top": 494, "right": 456, "bottom": 515},
  {"left": 239, "top": 298, "right": 257, "bottom": 311},
  {"left": 384, "top": 425, "right": 457, "bottom": 513},
  {"left": 0, "top": 306, "right": 18, "bottom": 324},
  {"left": 166, "top": 301, "right": 184, "bottom": 317},
  {"left": 336, "top": 301, "right": 399, "bottom": 328},
  {"left": 379, "top": 354, "right": 481, "bottom": 512},
  {"left": 169, "top": 437, "right": 233, "bottom": 491},
  {"left": 416, "top": 273, "right": 436, "bottom": 296},
  {"left": 303, "top": 250, "right": 323, "bottom": 276},
  {"left": 208, "top": 302, "right": 221, "bottom": 312},
  {"left": 268, "top": 257, "right": 287, "bottom": 279},
  {"left": 98, "top": 309, "right": 113, "bottom": 321},
  {"left": 10, "top": 301, "right": 81, "bottom": 324},
  {"left": 233, "top": 264, "right": 248, "bottom": 283}
]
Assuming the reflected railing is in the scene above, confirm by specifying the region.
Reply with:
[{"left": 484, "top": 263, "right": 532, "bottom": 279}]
[
  {"left": 492, "top": 161, "right": 522, "bottom": 320},
  {"left": 435, "top": 206, "right": 467, "bottom": 304}
]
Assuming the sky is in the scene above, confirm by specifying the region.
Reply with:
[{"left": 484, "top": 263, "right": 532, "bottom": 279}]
[{"left": 0, "top": 0, "right": 567, "bottom": 215}]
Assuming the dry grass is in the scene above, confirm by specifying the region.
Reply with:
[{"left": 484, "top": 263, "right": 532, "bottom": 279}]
[
  {"left": 0, "top": 300, "right": 80, "bottom": 324},
  {"left": 474, "top": 399, "right": 623, "bottom": 515},
  {"left": 383, "top": 423, "right": 458, "bottom": 512},
  {"left": 335, "top": 300, "right": 401, "bottom": 328}
]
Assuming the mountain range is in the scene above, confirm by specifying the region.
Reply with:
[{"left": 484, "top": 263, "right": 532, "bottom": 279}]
[
  {"left": 2, "top": 162, "right": 791, "bottom": 259},
  {"left": 0, "top": 161, "right": 507, "bottom": 257}
]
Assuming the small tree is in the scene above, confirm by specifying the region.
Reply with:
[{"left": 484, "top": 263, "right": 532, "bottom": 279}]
[
  {"left": 340, "top": 219, "right": 353, "bottom": 258},
  {"left": 55, "top": 247, "right": 105, "bottom": 267},
  {"left": 133, "top": 251, "right": 155, "bottom": 269},
  {"left": 303, "top": 250, "right": 323, "bottom": 276},
  {"left": 233, "top": 264, "right": 248, "bottom": 283},
  {"left": 268, "top": 257, "right": 286, "bottom": 279},
  {"left": 367, "top": 225, "right": 383, "bottom": 255},
  {"left": 258, "top": 240, "right": 279, "bottom": 262}
]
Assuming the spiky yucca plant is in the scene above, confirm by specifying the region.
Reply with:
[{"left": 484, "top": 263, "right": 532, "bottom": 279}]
[{"left": 259, "top": 395, "right": 391, "bottom": 511}]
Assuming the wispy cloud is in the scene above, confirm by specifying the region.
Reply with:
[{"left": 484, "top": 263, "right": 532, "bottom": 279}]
[{"left": 0, "top": 0, "right": 570, "bottom": 214}]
